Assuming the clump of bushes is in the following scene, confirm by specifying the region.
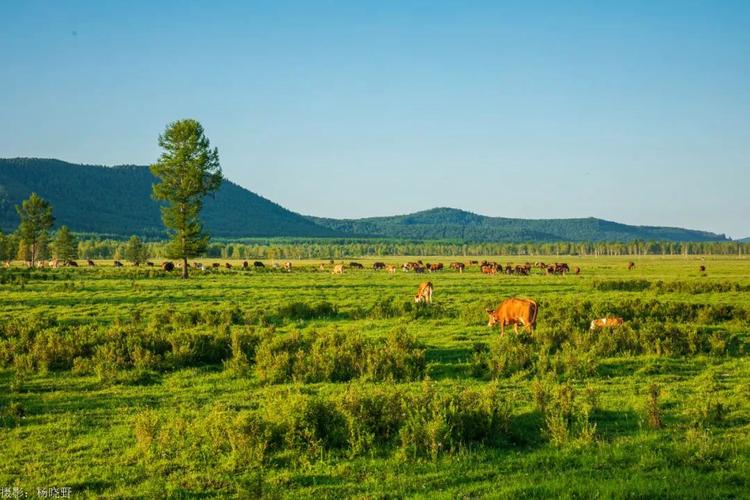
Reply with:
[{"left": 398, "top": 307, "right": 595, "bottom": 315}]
[
  {"left": 254, "top": 327, "right": 426, "bottom": 384},
  {"left": 540, "top": 381, "right": 598, "bottom": 447},
  {"left": 132, "top": 381, "right": 517, "bottom": 466},
  {"left": 592, "top": 279, "right": 750, "bottom": 294}
]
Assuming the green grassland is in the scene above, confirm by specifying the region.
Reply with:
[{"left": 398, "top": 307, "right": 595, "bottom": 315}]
[{"left": 1, "top": 256, "right": 750, "bottom": 498}]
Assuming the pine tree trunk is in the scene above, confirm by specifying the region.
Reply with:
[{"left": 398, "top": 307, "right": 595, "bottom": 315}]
[{"left": 182, "top": 256, "right": 189, "bottom": 279}]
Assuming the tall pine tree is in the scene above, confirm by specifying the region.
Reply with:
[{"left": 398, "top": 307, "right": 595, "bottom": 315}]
[{"left": 150, "top": 120, "right": 222, "bottom": 278}]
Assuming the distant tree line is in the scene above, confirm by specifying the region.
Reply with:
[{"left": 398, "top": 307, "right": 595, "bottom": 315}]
[{"left": 2, "top": 238, "right": 738, "bottom": 262}]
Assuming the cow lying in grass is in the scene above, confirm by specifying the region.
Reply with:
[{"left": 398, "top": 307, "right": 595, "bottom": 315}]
[{"left": 590, "top": 317, "right": 624, "bottom": 331}]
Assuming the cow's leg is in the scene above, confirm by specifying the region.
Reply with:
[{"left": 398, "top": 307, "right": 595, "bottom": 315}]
[{"left": 513, "top": 323, "right": 519, "bottom": 334}]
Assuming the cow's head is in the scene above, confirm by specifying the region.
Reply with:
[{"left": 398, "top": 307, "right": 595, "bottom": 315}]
[{"left": 486, "top": 309, "right": 498, "bottom": 327}]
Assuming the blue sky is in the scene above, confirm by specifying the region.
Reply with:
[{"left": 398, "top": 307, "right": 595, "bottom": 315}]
[{"left": 1, "top": 1, "right": 748, "bottom": 237}]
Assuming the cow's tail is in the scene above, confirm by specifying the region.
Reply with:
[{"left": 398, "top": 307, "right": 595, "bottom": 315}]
[{"left": 530, "top": 300, "right": 539, "bottom": 328}]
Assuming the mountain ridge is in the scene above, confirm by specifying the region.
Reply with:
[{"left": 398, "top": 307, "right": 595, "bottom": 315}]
[
  {"left": 0, "top": 158, "right": 731, "bottom": 242},
  {"left": 308, "top": 207, "right": 728, "bottom": 243}
]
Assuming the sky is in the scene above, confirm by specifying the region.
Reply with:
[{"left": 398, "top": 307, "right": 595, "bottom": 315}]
[{"left": 1, "top": 1, "right": 749, "bottom": 238}]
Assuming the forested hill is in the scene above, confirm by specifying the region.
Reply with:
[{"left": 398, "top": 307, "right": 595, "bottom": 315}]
[
  {"left": 0, "top": 158, "right": 340, "bottom": 238},
  {"left": 0, "top": 158, "right": 730, "bottom": 242},
  {"left": 308, "top": 207, "right": 730, "bottom": 243}
]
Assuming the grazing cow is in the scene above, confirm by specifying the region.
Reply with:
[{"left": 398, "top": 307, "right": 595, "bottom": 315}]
[
  {"left": 49, "top": 259, "right": 59, "bottom": 268},
  {"left": 225, "top": 262, "right": 232, "bottom": 269},
  {"left": 284, "top": 261, "right": 292, "bottom": 272},
  {"left": 574, "top": 266, "right": 581, "bottom": 275},
  {"left": 402, "top": 262, "right": 421, "bottom": 272},
  {"left": 114, "top": 260, "right": 124, "bottom": 268},
  {"left": 486, "top": 298, "right": 539, "bottom": 336},
  {"left": 146, "top": 261, "right": 155, "bottom": 267},
  {"left": 515, "top": 265, "right": 530, "bottom": 276},
  {"left": 429, "top": 263, "right": 443, "bottom": 272},
  {"left": 87, "top": 259, "right": 95, "bottom": 267},
  {"left": 450, "top": 262, "right": 465, "bottom": 273},
  {"left": 212, "top": 263, "right": 221, "bottom": 269},
  {"left": 161, "top": 261, "right": 174, "bottom": 271},
  {"left": 699, "top": 265, "right": 706, "bottom": 273},
  {"left": 66, "top": 260, "right": 78, "bottom": 267},
  {"left": 332, "top": 264, "right": 345, "bottom": 274},
  {"left": 243, "top": 261, "right": 249, "bottom": 269},
  {"left": 386, "top": 264, "right": 397, "bottom": 274},
  {"left": 195, "top": 263, "right": 205, "bottom": 271},
  {"left": 253, "top": 261, "right": 265, "bottom": 268},
  {"left": 319, "top": 263, "right": 327, "bottom": 271},
  {"left": 469, "top": 260, "right": 479, "bottom": 265},
  {"left": 414, "top": 266, "right": 426, "bottom": 274},
  {"left": 373, "top": 262, "right": 386, "bottom": 270},
  {"left": 628, "top": 261, "right": 636, "bottom": 270},
  {"left": 590, "top": 317, "right": 624, "bottom": 331},
  {"left": 481, "top": 264, "right": 497, "bottom": 275},
  {"left": 414, "top": 281, "right": 433, "bottom": 304},
  {"left": 349, "top": 262, "right": 364, "bottom": 269}
]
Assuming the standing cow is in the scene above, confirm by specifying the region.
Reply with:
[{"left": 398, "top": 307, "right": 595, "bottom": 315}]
[
  {"left": 486, "top": 298, "right": 538, "bottom": 335},
  {"left": 414, "top": 282, "right": 433, "bottom": 304}
]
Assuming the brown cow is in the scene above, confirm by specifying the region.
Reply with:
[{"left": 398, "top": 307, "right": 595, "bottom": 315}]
[
  {"left": 350, "top": 262, "right": 364, "bottom": 269},
  {"left": 628, "top": 261, "right": 636, "bottom": 270},
  {"left": 212, "top": 263, "right": 220, "bottom": 269},
  {"left": 486, "top": 298, "right": 539, "bottom": 336},
  {"left": 253, "top": 261, "right": 265, "bottom": 268},
  {"left": 225, "top": 262, "right": 232, "bottom": 269},
  {"left": 481, "top": 264, "right": 497, "bottom": 275},
  {"left": 161, "top": 261, "right": 174, "bottom": 271},
  {"left": 590, "top": 317, "right": 624, "bottom": 331},
  {"left": 242, "top": 261, "right": 249, "bottom": 269},
  {"left": 373, "top": 262, "right": 386, "bottom": 270},
  {"left": 699, "top": 265, "right": 706, "bottom": 273},
  {"left": 146, "top": 261, "right": 155, "bottom": 267},
  {"left": 450, "top": 262, "right": 465, "bottom": 273},
  {"left": 87, "top": 259, "right": 95, "bottom": 267},
  {"left": 114, "top": 260, "right": 124, "bottom": 268},
  {"left": 414, "top": 281, "right": 433, "bottom": 304},
  {"left": 574, "top": 266, "right": 581, "bottom": 275}
]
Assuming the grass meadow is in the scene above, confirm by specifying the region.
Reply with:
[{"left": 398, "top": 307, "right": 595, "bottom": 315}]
[{"left": 1, "top": 255, "right": 750, "bottom": 498}]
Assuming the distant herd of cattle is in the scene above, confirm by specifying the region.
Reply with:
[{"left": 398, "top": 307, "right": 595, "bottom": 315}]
[
  {"left": 26, "top": 258, "right": 709, "bottom": 336},
  {"left": 34, "top": 259, "right": 708, "bottom": 279}
]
